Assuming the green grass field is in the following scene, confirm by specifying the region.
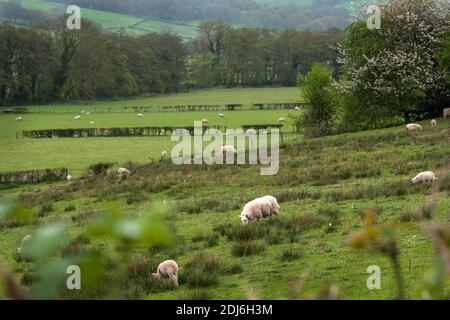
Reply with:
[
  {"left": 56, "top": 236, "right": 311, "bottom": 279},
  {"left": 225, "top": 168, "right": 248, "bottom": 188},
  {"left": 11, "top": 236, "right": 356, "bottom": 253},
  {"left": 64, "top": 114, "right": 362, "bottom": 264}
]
[
  {"left": 0, "top": 88, "right": 300, "bottom": 173},
  {"left": 0, "top": 87, "right": 449, "bottom": 300}
]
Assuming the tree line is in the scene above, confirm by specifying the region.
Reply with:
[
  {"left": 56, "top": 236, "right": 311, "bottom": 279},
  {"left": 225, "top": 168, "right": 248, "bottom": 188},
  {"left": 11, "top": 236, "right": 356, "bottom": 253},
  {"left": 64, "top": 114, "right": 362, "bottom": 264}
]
[{"left": 0, "top": 19, "right": 340, "bottom": 106}]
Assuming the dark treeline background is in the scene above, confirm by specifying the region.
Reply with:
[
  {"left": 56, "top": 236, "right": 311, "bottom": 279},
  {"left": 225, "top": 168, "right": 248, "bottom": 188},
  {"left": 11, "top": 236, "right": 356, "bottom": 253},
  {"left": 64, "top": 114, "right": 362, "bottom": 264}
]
[
  {"left": 0, "top": 17, "right": 340, "bottom": 106},
  {"left": 52, "top": 0, "right": 351, "bottom": 31}
]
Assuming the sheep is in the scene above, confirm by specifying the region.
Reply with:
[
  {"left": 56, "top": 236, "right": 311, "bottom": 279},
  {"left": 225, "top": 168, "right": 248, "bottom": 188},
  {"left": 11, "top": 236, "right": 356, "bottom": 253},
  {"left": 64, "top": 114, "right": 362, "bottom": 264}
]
[
  {"left": 443, "top": 108, "right": 450, "bottom": 119},
  {"left": 162, "top": 150, "right": 168, "bottom": 158},
  {"left": 406, "top": 123, "right": 423, "bottom": 132},
  {"left": 240, "top": 196, "right": 280, "bottom": 225},
  {"left": 137, "top": 113, "right": 144, "bottom": 118},
  {"left": 74, "top": 115, "right": 81, "bottom": 120},
  {"left": 15, "top": 117, "right": 23, "bottom": 122},
  {"left": 278, "top": 117, "right": 286, "bottom": 123},
  {"left": 201, "top": 119, "right": 209, "bottom": 124},
  {"left": 117, "top": 167, "right": 131, "bottom": 175},
  {"left": 221, "top": 145, "right": 237, "bottom": 154},
  {"left": 431, "top": 119, "right": 437, "bottom": 127},
  {"left": 152, "top": 260, "right": 179, "bottom": 287},
  {"left": 66, "top": 174, "right": 73, "bottom": 181},
  {"left": 411, "top": 171, "right": 438, "bottom": 185},
  {"left": 295, "top": 107, "right": 301, "bottom": 111},
  {"left": 16, "top": 235, "right": 32, "bottom": 257},
  {"left": 218, "top": 113, "right": 225, "bottom": 118},
  {"left": 90, "top": 121, "right": 95, "bottom": 124}
]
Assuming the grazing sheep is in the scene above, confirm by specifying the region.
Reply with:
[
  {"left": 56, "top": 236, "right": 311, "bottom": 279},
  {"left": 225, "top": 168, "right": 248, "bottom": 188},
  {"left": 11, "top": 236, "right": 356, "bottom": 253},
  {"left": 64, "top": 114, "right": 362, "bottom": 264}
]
[
  {"left": 137, "top": 113, "right": 144, "bottom": 118},
  {"left": 66, "top": 175, "right": 73, "bottom": 181},
  {"left": 117, "top": 168, "right": 131, "bottom": 175},
  {"left": 411, "top": 171, "right": 438, "bottom": 185},
  {"left": 74, "top": 115, "right": 81, "bottom": 120},
  {"left": 218, "top": 113, "right": 225, "bottom": 118},
  {"left": 152, "top": 260, "right": 179, "bottom": 287},
  {"left": 221, "top": 145, "right": 237, "bottom": 154},
  {"left": 431, "top": 119, "right": 437, "bottom": 127},
  {"left": 17, "top": 235, "right": 32, "bottom": 256},
  {"left": 202, "top": 119, "right": 209, "bottom": 124},
  {"left": 278, "top": 117, "right": 286, "bottom": 123},
  {"left": 295, "top": 107, "right": 301, "bottom": 111},
  {"left": 15, "top": 117, "right": 23, "bottom": 122},
  {"left": 443, "top": 108, "right": 450, "bottom": 119},
  {"left": 406, "top": 123, "right": 423, "bottom": 132},
  {"left": 90, "top": 121, "right": 95, "bottom": 124},
  {"left": 240, "top": 196, "right": 280, "bottom": 225}
]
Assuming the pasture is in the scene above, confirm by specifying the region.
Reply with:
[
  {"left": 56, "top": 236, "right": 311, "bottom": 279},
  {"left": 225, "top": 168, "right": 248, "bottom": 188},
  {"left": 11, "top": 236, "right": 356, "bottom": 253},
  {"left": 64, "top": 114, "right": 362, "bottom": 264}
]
[
  {"left": 0, "top": 86, "right": 449, "bottom": 299},
  {"left": 0, "top": 88, "right": 300, "bottom": 173}
]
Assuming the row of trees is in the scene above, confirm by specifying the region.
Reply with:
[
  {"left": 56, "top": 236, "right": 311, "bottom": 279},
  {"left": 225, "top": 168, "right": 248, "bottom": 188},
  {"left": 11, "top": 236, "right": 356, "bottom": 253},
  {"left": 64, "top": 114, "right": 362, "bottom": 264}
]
[
  {"left": 296, "top": 0, "right": 450, "bottom": 136},
  {"left": 0, "top": 19, "right": 339, "bottom": 106}
]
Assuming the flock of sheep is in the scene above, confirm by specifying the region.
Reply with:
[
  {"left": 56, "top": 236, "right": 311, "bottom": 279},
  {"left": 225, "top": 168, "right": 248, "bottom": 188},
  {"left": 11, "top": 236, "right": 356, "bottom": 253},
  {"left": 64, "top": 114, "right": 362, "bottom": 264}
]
[{"left": 13, "top": 107, "right": 450, "bottom": 288}]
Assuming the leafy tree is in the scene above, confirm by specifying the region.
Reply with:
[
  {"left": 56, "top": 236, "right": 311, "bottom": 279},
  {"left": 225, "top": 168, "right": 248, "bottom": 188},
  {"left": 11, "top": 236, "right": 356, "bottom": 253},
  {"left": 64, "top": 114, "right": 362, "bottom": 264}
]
[
  {"left": 297, "top": 63, "right": 338, "bottom": 137},
  {"left": 337, "top": 0, "right": 450, "bottom": 123}
]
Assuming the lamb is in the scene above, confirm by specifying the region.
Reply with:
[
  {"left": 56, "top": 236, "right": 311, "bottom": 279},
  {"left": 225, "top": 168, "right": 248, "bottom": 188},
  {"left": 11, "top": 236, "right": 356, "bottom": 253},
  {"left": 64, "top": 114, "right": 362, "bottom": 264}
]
[
  {"left": 443, "top": 108, "right": 450, "bottom": 119},
  {"left": 152, "top": 260, "right": 179, "bottom": 287},
  {"left": 431, "top": 119, "right": 437, "bottom": 127},
  {"left": 278, "top": 117, "right": 286, "bottom": 123},
  {"left": 16, "top": 235, "right": 32, "bottom": 257},
  {"left": 406, "top": 123, "right": 423, "bottom": 132},
  {"left": 74, "top": 115, "right": 81, "bottom": 120},
  {"left": 221, "top": 145, "right": 237, "bottom": 154},
  {"left": 15, "top": 117, "right": 23, "bottom": 122},
  {"left": 90, "top": 121, "right": 95, "bottom": 124},
  {"left": 218, "top": 113, "right": 225, "bottom": 118},
  {"left": 411, "top": 171, "right": 438, "bottom": 185},
  {"left": 117, "top": 168, "right": 131, "bottom": 175},
  {"left": 137, "top": 113, "right": 144, "bottom": 118}
]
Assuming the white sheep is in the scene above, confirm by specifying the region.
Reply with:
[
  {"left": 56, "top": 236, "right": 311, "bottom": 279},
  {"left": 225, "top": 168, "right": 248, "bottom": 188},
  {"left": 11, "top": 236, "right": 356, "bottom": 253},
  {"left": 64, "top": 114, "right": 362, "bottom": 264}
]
[
  {"left": 15, "top": 117, "right": 23, "bottom": 122},
  {"left": 221, "top": 145, "right": 237, "bottom": 154},
  {"left": 152, "top": 260, "right": 179, "bottom": 287},
  {"left": 278, "top": 117, "right": 286, "bottom": 123},
  {"left": 90, "top": 121, "right": 95, "bottom": 124},
  {"left": 412, "top": 171, "right": 438, "bottom": 185},
  {"left": 74, "top": 115, "right": 81, "bottom": 120},
  {"left": 240, "top": 196, "right": 280, "bottom": 225},
  {"left": 137, "top": 113, "right": 144, "bottom": 118},
  {"left": 406, "top": 123, "right": 423, "bottom": 132},
  {"left": 117, "top": 167, "right": 131, "bottom": 175},
  {"left": 218, "top": 113, "right": 225, "bottom": 118},
  {"left": 201, "top": 119, "right": 209, "bottom": 124},
  {"left": 66, "top": 174, "right": 73, "bottom": 181},
  {"left": 443, "top": 108, "right": 450, "bottom": 119},
  {"left": 295, "top": 107, "right": 301, "bottom": 111},
  {"left": 17, "top": 235, "right": 32, "bottom": 256},
  {"left": 431, "top": 119, "right": 437, "bottom": 127}
]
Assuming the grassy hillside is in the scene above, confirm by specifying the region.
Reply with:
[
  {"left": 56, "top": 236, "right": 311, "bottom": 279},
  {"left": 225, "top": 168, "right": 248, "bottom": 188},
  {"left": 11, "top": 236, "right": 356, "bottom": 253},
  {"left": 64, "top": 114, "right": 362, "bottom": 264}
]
[
  {"left": 0, "top": 0, "right": 199, "bottom": 38},
  {"left": 1, "top": 116, "right": 449, "bottom": 299}
]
